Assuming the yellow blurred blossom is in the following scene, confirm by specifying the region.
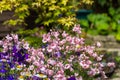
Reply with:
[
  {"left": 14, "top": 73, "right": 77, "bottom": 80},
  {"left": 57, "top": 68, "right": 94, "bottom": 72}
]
[{"left": 82, "top": 0, "right": 94, "bottom": 5}]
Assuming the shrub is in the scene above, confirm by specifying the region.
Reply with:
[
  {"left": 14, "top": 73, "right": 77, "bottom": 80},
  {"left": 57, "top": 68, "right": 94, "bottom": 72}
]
[{"left": 0, "top": 0, "right": 77, "bottom": 28}]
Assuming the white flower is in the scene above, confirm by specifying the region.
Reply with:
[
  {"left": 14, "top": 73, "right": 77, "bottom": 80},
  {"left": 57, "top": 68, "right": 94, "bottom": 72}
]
[
  {"left": 96, "top": 42, "right": 101, "bottom": 47},
  {"left": 35, "top": 74, "right": 47, "bottom": 78},
  {"left": 6, "top": 34, "right": 13, "bottom": 41},
  {"left": 29, "top": 65, "right": 34, "bottom": 70},
  {"left": 20, "top": 72, "right": 25, "bottom": 76},
  {"left": 23, "top": 42, "right": 29, "bottom": 49}
]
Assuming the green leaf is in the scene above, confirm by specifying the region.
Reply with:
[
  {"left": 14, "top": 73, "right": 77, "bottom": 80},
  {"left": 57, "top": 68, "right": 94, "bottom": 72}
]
[
  {"left": 98, "top": 0, "right": 107, "bottom": 6},
  {"left": 109, "top": 7, "right": 115, "bottom": 16},
  {"left": 116, "top": 32, "right": 120, "bottom": 41},
  {"left": 87, "top": 29, "right": 99, "bottom": 35},
  {"left": 96, "top": 21, "right": 109, "bottom": 30},
  {"left": 87, "top": 14, "right": 96, "bottom": 23},
  {"left": 111, "top": 22, "right": 117, "bottom": 30},
  {"left": 79, "top": 19, "right": 89, "bottom": 28}
]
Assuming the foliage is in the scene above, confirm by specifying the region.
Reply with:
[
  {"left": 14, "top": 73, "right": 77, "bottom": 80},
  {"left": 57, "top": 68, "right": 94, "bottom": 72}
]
[
  {"left": 16, "top": 27, "right": 46, "bottom": 48},
  {"left": 78, "top": 6, "right": 120, "bottom": 40},
  {"left": 0, "top": 0, "right": 96, "bottom": 29},
  {"left": 115, "top": 56, "right": 120, "bottom": 68},
  {"left": 0, "top": 0, "right": 78, "bottom": 28}
]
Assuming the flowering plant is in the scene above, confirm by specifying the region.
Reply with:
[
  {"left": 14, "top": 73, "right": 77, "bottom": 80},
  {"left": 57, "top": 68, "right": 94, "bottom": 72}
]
[
  {"left": 0, "top": 25, "right": 115, "bottom": 80},
  {"left": 0, "top": 34, "right": 30, "bottom": 79},
  {"left": 26, "top": 25, "right": 115, "bottom": 80}
]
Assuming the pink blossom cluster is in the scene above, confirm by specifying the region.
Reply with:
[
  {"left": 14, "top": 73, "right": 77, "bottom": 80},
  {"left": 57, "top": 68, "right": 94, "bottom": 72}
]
[
  {"left": 26, "top": 25, "right": 115, "bottom": 80},
  {"left": 0, "top": 25, "right": 116, "bottom": 80}
]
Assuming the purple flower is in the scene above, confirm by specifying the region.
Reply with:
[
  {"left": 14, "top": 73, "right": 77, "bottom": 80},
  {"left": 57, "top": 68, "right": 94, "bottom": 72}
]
[
  {"left": 75, "top": 52, "right": 81, "bottom": 56},
  {"left": 0, "top": 76, "right": 5, "bottom": 80},
  {"left": 42, "top": 44, "right": 48, "bottom": 48},
  {"left": 68, "top": 76, "right": 76, "bottom": 80},
  {"left": 12, "top": 45, "right": 17, "bottom": 53},
  {"left": 55, "top": 52, "right": 61, "bottom": 58},
  {"left": 31, "top": 76, "right": 42, "bottom": 80},
  {"left": 8, "top": 62, "right": 15, "bottom": 68},
  {"left": 0, "top": 69, "right": 7, "bottom": 73},
  {"left": 0, "top": 52, "right": 7, "bottom": 59},
  {"left": 7, "top": 75, "right": 15, "bottom": 80},
  {"left": 13, "top": 48, "right": 29, "bottom": 64}
]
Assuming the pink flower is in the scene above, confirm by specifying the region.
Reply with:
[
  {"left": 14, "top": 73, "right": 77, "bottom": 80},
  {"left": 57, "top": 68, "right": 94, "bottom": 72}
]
[
  {"left": 64, "top": 64, "right": 71, "bottom": 69},
  {"left": 79, "top": 60, "right": 90, "bottom": 69},
  {"left": 0, "top": 40, "right": 3, "bottom": 45},
  {"left": 88, "top": 68, "right": 100, "bottom": 76},
  {"left": 11, "top": 34, "right": 18, "bottom": 42},
  {"left": 97, "top": 57, "right": 102, "bottom": 61},
  {"left": 31, "top": 56, "right": 36, "bottom": 61},
  {"left": 40, "top": 66, "right": 46, "bottom": 73},
  {"left": 52, "top": 31, "right": 59, "bottom": 38},
  {"left": 92, "top": 52, "right": 98, "bottom": 58},
  {"left": 70, "top": 55, "right": 75, "bottom": 60},
  {"left": 42, "top": 34, "right": 51, "bottom": 43},
  {"left": 85, "top": 46, "right": 95, "bottom": 55},
  {"left": 59, "top": 39, "right": 66, "bottom": 45},
  {"left": 62, "top": 31, "right": 68, "bottom": 37},
  {"left": 56, "top": 62, "right": 64, "bottom": 68},
  {"left": 101, "top": 71, "right": 108, "bottom": 78},
  {"left": 47, "top": 59, "right": 56, "bottom": 66},
  {"left": 66, "top": 36, "right": 72, "bottom": 42},
  {"left": 26, "top": 58, "right": 31, "bottom": 62},
  {"left": 96, "top": 55, "right": 103, "bottom": 61},
  {"left": 72, "top": 24, "right": 81, "bottom": 34},
  {"left": 47, "top": 46, "right": 53, "bottom": 52},
  {"left": 47, "top": 69, "right": 54, "bottom": 76},
  {"left": 107, "top": 62, "right": 115, "bottom": 68},
  {"left": 50, "top": 43, "right": 57, "bottom": 49},
  {"left": 6, "top": 34, "right": 13, "bottom": 41},
  {"left": 33, "top": 61, "right": 40, "bottom": 67}
]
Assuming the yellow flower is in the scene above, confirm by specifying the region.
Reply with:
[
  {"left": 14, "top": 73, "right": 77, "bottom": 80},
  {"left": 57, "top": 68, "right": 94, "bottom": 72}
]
[
  {"left": 18, "top": 76, "right": 24, "bottom": 80},
  {"left": 82, "top": 0, "right": 94, "bottom": 5},
  {"left": 25, "top": 72, "right": 31, "bottom": 76},
  {"left": 76, "top": 44, "right": 81, "bottom": 48},
  {"left": 44, "top": 78, "right": 49, "bottom": 80},
  {"left": 17, "top": 65, "right": 23, "bottom": 70},
  {"left": 17, "top": 65, "right": 21, "bottom": 68}
]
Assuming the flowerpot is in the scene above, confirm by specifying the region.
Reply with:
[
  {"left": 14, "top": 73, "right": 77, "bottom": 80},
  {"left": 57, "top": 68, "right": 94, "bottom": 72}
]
[{"left": 76, "top": 9, "right": 93, "bottom": 19}]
